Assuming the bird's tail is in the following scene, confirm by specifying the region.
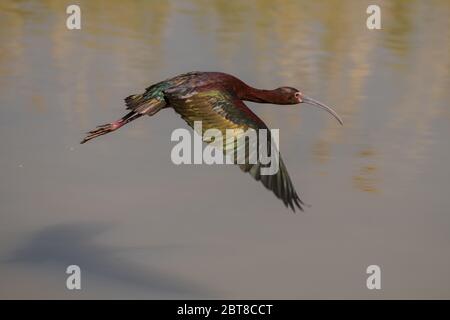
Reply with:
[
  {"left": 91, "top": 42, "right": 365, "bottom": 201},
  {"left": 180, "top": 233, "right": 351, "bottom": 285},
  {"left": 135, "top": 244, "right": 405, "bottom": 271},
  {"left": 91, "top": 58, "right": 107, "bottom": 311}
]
[{"left": 80, "top": 111, "right": 142, "bottom": 144}]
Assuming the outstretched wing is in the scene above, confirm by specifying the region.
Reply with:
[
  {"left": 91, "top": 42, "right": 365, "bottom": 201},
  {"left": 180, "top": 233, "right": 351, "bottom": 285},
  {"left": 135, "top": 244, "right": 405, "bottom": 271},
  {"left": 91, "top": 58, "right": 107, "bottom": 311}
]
[{"left": 165, "top": 86, "right": 305, "bottom": 211}]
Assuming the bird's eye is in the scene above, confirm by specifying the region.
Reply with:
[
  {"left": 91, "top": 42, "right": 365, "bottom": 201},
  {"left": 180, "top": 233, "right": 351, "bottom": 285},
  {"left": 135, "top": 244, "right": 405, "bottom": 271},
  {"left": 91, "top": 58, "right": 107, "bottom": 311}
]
[{"left": 295, "top": 92, "right": 300, "bottom": 98}]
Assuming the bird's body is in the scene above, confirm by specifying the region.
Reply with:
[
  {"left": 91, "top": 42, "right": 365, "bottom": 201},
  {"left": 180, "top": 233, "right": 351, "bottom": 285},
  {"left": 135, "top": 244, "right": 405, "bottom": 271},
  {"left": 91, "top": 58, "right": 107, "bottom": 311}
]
[{"left": 81, "top": 71, "right": 343, "bottom": 212}]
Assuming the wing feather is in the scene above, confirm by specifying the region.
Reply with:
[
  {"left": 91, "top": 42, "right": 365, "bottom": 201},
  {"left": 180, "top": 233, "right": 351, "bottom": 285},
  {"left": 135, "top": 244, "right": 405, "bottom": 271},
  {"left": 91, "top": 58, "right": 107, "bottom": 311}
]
[{"left": 165, "top": 86, "right": 304, "bottom": 211}]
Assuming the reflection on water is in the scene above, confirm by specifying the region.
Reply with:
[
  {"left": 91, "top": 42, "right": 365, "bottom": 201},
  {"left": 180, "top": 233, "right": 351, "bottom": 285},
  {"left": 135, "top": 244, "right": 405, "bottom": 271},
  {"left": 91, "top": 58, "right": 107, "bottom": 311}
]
[
  {"left": 354, "top": 148, "right": 379, "bottom": 192},
  {"left": 1, "top": 0, "right": 450, "bottom": 298},
  {"left": 6, "top": 223, "right": 209, "bottom": 298}
]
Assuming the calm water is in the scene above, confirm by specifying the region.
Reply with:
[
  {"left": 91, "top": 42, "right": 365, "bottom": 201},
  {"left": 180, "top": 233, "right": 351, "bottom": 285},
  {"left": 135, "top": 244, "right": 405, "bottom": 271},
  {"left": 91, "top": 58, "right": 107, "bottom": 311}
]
[{"left": 1, "top": 0, "right": 450, "bottom": 298}]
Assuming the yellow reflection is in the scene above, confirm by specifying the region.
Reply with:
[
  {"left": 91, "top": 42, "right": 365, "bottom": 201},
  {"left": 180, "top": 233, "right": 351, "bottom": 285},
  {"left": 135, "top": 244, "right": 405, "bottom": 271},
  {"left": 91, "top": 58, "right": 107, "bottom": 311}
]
[
  {"left": 353, "top": 148, "right": 380, "bottom": 193},
  {"left": 353, "top": 166, "right": 379, "bottom": 193},
  {"left": 0, "top": 0, "right": 449, "bottom": 183}
]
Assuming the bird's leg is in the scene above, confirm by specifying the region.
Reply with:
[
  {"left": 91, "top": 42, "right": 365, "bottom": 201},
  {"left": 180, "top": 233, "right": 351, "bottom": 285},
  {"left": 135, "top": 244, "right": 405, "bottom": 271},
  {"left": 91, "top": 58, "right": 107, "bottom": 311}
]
[
  {"left": 80, "top": 111, "right": 142, "bottom": 144},
  {"left": 81, "top": 99, "right": 165, "bottom": 144}
]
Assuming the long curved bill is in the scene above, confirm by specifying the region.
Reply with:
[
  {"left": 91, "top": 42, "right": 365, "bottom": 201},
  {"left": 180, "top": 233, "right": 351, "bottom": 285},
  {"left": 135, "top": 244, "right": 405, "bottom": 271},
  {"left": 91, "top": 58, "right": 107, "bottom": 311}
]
[{"left": 302, "top": 95, "right": 343, "bottom": 125}]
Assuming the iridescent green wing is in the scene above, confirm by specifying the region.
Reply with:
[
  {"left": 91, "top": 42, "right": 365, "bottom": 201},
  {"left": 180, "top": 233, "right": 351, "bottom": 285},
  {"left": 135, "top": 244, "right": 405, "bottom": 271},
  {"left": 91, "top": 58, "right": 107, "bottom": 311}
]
[
  {"left": 124, "top": 73, "right": 202, "bottom": 114},
  {"left": 165, "top": 86, "right": 304, "bottom": 211}
]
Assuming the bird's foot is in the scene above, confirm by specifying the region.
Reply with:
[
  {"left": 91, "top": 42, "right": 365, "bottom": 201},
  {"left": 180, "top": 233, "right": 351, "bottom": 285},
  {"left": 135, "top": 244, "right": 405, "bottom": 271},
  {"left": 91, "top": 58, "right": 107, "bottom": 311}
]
[{"left": 80, "top": 121, "right": 123, "bottom": 144}]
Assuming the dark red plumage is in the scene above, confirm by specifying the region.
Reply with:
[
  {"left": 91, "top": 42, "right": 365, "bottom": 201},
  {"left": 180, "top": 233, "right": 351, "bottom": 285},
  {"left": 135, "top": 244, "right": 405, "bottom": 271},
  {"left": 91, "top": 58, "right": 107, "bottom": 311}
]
[{"left": 81, "top": 71, "right": 343, "bottom": 212}]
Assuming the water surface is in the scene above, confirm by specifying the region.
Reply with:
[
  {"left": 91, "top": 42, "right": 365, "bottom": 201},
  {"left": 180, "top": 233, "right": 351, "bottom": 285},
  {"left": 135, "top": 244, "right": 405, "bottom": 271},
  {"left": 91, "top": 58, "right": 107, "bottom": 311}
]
[{"left": 1, "top": 0, "right": 450, "bottom": 298}]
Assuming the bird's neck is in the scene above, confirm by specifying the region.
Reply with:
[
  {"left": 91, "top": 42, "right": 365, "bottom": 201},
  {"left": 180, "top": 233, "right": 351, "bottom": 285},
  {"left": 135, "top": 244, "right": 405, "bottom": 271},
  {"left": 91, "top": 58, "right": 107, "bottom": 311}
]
[{"left": 239, "top": 85, "right": 281, "bottom": 104}]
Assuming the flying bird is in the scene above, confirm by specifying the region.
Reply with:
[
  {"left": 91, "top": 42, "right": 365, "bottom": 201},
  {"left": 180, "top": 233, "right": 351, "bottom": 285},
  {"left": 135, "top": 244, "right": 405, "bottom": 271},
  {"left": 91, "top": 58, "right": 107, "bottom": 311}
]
[{"left": 81, "top": 72, "right": 343, "bottom": 211}]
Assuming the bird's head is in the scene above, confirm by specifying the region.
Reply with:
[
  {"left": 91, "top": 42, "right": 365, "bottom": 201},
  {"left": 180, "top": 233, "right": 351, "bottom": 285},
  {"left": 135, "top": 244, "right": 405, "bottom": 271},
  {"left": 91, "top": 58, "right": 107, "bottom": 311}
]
[{"left": 275, "top": 87, "right": 343, "bottom": 125}]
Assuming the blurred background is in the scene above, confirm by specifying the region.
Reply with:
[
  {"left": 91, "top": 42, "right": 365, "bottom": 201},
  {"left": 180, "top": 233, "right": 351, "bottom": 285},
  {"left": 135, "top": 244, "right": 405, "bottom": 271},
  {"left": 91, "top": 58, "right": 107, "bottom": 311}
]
[{"left": 0, "top": 0, "right": 449, "bottom": 299}]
